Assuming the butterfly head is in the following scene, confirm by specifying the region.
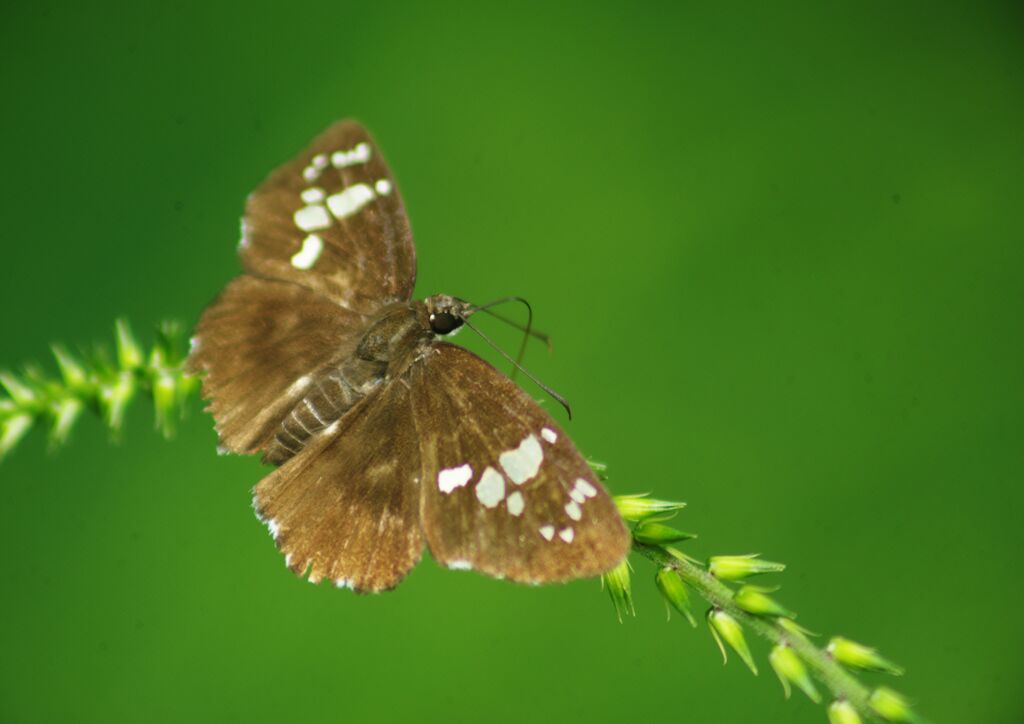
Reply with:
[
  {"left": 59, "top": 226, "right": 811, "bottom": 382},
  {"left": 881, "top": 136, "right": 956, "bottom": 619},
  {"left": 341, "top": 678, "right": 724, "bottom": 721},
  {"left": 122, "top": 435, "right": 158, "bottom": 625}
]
[{"left": 424, "top": 294, "right": 473, "bottom": 336}]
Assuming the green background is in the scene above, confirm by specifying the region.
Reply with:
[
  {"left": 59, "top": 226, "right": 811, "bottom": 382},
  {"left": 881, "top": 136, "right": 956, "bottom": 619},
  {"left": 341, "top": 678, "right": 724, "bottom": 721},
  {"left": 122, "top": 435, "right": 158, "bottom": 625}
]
[{"left": 2, "top": 2, "right": 1021, "bottom": 722}]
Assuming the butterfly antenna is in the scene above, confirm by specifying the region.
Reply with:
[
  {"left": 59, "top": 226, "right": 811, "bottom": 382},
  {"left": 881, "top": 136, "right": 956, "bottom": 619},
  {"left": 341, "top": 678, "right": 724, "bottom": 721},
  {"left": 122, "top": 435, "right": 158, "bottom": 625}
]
[
  {"left": 463, "top": 318, "right": 572, "bottom": 420},
  {"left": 471, "top": 296, "right": 553, "bottom": 380},
  {"left": 479, "top": 308, "right": 553, "bottom": 352},
  {"left": 471, "top": 295, "right": 528, "bottom": 313}
]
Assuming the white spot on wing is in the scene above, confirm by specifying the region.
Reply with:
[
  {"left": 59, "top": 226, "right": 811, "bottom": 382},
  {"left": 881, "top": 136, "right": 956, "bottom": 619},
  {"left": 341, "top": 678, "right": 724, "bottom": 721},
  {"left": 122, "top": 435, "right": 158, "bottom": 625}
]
[
  {"left": 574, "top": 478, "right": 598, "bottom": 498},
  {"left": 565, "top": 501, "right": 582, "bottom": 521},
  {"left": 301, "top": 187, "right": 326, "bottom": 204},
  {"left": 189, "top": 336, "right": 200, "bottom": 353},
  {"left": 267, "top": 519, "right": 281, "bottom": 540},
  {"left": 374, "top": 178, "right": 392, "bottom": 195},
  {"left": 447, "top": 559, "right": 472, "bottom": 570},
  {"left": 499, "top": 434, "right": 543, "bottom": 485},
  {"left": 541, "top": 427, "right": 558, "bottom": 444},
  {"left": 331, "top": 142, "right": 371, "bottom": 168},
  {"left": 284, "top": 553, "right": 292, "bottom": 568},
  {"left": 237, "top": 217, "right": 249, "bottom": 249},
  {"left": 312, "top": 153, "right": 328, "bottom": 169},
  {"left": 326, "top": 183, "right": 376, "bottom": 219},
  {"left": 290, "top": 234, "right": 324, "bottom": 269},
  {"left": 539, "top": 525, "right": 555, "bottom": 541},
  {"left": 302, "top": 165, "right": 318, "bottom": 182},
  {"left": 506, "top": 491, "right": 525, "bottom": 516},
  {"left": 475, "top": 466, "right": 506, "bottom": 508},
  {"left": 569, "top": 488, "right": 586, "bottom": 504},
  {"left": 558, "top": 527, "right": 575, "bottom": 543},
  {"left": 335, "top": 578, "right": 353, "bottom": 589},
  {"left": 293, "top": 204, "right": 331, "bottom": 232},
  {"left": 438, "top": 464, "right": 473, "bottom": 493}
]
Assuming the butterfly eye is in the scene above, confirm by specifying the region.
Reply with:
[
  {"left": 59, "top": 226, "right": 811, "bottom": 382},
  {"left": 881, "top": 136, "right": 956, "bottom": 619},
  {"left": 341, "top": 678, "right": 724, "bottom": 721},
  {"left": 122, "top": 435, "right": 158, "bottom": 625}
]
[{"left": 430, "top": 312, "right": 463, "bottom": 335}]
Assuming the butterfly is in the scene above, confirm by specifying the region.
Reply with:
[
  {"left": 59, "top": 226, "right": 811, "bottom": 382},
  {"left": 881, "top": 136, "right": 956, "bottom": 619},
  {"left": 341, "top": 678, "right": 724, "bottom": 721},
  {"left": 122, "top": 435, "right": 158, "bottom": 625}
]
[{"left": 188, "top": 120, "right": 630, "bottom": 592}]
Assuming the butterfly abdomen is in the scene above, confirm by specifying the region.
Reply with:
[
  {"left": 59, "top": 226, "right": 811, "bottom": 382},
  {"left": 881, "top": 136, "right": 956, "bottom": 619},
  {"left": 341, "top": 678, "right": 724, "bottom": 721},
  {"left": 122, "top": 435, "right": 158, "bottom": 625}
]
[
  {"left": 263, "top": 303, "right": 429, "bottom": 467},
  {"left": 264, "top": 359, "right": 384, "bottom": 466}
]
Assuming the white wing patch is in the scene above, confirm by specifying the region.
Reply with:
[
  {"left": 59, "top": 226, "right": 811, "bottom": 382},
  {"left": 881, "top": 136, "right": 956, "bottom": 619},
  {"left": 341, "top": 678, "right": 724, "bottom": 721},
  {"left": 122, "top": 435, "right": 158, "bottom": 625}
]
[
  {"left": 301, "top": 187, "right": 326, "bottom": 204},
  {"left": 237, "top": 216, "right": 250, "bottom": 250},
  {"left": 539, "top": 525, "right": 555, "bottom": 541},
  {"left": 499, "top": 434, "right": 543, "bottom": 485},
  {"left": 290, "top": 234, "right": 324, "bottom": 269},
  {"left": 438, "top": 464, "right": 473, "bottom": 494},
  {"left": 302, "top": 152, "right": 332, "bottom": 182},
  {"left": 327, "top": 184, "right": 377, "bottom": 219},
  {"left": 573, "top": 478, "right": 598, "bottom": 498},
  {"left": 293, "top": 203, "right": 331, "bottom": 232},
  {"left": 331, "top": 142, "right": 371, "bottom": 168},
  {"left": 475, "top": 466, "right": 506, "bottom": 508},
  {"left": 506, "top": 491, "right": 525, "bottom": 516},
  {"left": 541, "top": 427, "right": 558, "bottom": 444}
]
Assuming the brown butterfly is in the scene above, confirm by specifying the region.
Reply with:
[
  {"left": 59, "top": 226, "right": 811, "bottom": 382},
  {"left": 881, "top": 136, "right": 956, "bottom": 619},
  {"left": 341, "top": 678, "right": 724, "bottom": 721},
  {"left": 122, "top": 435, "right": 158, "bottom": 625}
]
[{"left": 188, "top": 120, "right": 629, "bottom": 592}]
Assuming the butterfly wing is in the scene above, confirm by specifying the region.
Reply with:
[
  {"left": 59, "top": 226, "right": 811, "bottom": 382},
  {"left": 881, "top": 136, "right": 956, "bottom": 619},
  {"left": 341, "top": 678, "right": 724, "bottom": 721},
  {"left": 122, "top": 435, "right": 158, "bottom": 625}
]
[
  {"left": 410, "top": 343, "right": 630, "bottom": 584},
  {"left": 240, "top": 119, "right": 416, "bottom": 312},
  {"left": 188, "top": 275, "right": 371, "bottom": 454},
  {"left": 252, "top": 375, "right": 423, "bottom": 593},
  {"left": 191, "top": 119, "right": 417, "bottom": 454}
]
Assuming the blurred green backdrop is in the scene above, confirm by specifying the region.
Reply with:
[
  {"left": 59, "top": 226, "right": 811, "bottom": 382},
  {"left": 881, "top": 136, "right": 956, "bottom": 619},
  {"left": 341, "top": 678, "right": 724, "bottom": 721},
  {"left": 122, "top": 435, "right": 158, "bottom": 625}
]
[{"left": 2, "top": 2, "right": 1022, "bottom": 722}]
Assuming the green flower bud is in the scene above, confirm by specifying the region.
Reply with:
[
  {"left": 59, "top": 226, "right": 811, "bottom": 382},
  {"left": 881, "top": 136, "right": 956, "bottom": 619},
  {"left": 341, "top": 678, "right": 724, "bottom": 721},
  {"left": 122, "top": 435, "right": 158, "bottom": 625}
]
[
  {"left": 827, "top": 699, "right": 862, "bottom": 724},
  {"left": 0, "top": 413, "right": 33, "bottom": 460},
  {"left": 153, "top": 370, "right": 179, "bottom": 438},
  {"left": 664, "top": 546, "right": 703, "bottom": 566},
  {"left": 602, "top": 560, "right": 634, "bottom": 622},
  {"left": 633, "top": 522, "right": 697, "bottom": 545},
  {"left": 156, "top": 320, "right": 188, "bottom": 363},
  {"left": 777, "top": 617, "right": 818, "bottom": 639},
  {"left": 734, "top": 585, "right": 797, "bottom": 618},
  {"left": 115, "top": 319, "right": 144, "bottom": 370},
  {"left": 51, "top": 345, "right": 88, "bottom": 389},
  {"left": 148, "top": 344, "right": 168, "bottom": 370},
  {"left": 769, "top": 643, "right": 820, "bottom": 702},
  {"left": 0, "top": 371, "right": 38, "bottom": 408},
  {"left": 707, "top": 608, "right": 757, "bottom": 675},
  {"left": 614, "top": 494, "right": 686, "bottom": 522},
  {"left": 49, "top": 397, "right": 83, "bottom": 447},
  {"left": 827, "top": 636, "right": 904, "bottom": 676},
  {"left": 708, "top": 554, "right": 785, "bottom": 581},
  {"left": 654, "top": 567, "right": 696, "bottom": 626},
  {"left": 869, "top": 687, "right": 917, "bottom": 722},
  {"left": 100, "top": 372, "right": 136, "bottom": 434}
]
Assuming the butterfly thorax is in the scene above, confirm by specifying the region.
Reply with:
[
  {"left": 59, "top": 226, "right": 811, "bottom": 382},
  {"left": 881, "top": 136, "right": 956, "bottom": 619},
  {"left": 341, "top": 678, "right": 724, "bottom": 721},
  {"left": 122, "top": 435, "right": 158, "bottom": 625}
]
[{"left": 264, "top": 296, "right": 468, "bottom": 466}]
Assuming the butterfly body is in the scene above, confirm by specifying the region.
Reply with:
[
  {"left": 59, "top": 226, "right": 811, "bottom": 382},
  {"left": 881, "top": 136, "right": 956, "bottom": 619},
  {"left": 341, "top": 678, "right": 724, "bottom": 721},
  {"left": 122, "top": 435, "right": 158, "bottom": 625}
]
[
  {"left": 265, "top": 295, "right": 470, "bottom": 466},
  {"left": 190, "top": 121, "right": 629, "bottom": 592}
]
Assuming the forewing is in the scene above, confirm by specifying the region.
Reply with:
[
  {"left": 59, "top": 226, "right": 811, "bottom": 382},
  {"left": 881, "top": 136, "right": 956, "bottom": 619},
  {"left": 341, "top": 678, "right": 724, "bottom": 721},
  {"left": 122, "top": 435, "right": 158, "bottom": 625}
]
[
  {"left": 411, "top": 344, "right": 630, "bottom": 584},
  {"left": 241, "top": 119, "right": 416, "bottom": 312},
  {"left": 252, "top": 377, "right": 423, "bottom": 593},
  {"left": 187, "top": 275, "right": 367, "bottom": 455}
]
